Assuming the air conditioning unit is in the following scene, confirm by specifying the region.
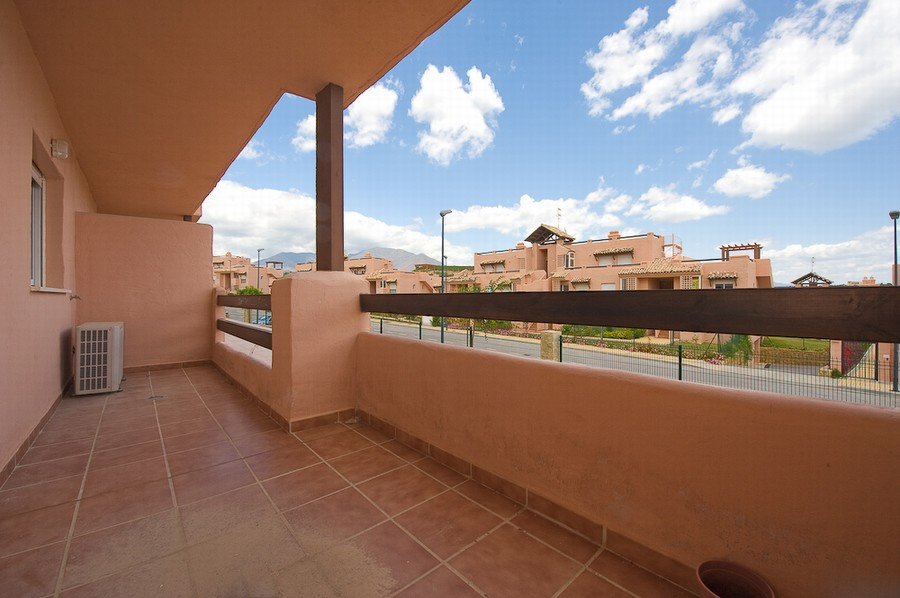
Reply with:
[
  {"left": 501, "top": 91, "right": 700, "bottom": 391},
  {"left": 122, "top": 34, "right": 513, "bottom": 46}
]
[{"left": 73, "top": 322, "right": 124, "bottom": 395}]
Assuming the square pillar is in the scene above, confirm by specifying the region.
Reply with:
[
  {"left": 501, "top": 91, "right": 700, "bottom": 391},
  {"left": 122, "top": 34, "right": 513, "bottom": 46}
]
[{"left": 316, "top": 83, "right": 344, "bottom": 271}]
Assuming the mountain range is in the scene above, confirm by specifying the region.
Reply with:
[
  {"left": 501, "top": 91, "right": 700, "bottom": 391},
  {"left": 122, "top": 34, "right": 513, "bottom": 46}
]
[{"left": 258, "top": 248, "right": 438, "bottom": 272}]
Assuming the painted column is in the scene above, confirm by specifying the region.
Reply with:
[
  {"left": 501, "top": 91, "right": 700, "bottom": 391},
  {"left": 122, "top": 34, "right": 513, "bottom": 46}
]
[{"left": 316, "top": 83, "right": 344, "bottom": 271}]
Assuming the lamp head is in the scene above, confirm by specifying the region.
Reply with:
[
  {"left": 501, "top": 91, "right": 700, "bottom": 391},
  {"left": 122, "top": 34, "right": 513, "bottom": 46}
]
[
  {"left": 440, "top": 210, "right": 452, "bottom": 217},
  {"left": 890, "top": 210, "right": 900, "bottom": 221}
]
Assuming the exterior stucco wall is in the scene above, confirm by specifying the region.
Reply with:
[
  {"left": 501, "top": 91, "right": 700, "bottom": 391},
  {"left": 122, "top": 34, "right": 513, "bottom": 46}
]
[
  {"left": 356, "top": 333, "right": 900, "bottom": 598},
  {"left": 75, "top": 213, "right": 214, "bottom": 368},
  {"left": 0, "top": 0, "right": 98, "bottom": 470}
]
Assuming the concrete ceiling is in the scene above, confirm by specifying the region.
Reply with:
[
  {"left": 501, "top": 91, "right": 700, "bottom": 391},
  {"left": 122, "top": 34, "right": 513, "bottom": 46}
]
[{"left": 15, "top": 0, "right": 468, "bottom": 219}]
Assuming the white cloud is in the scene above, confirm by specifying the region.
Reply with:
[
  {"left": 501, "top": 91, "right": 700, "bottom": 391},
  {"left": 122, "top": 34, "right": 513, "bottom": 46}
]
[
  {"left": 634, "top": 163, "right": 647, "bottom": 175},
  {"left": 200, "top": 180, "right": 472, "bottom": 265},
  {"left": 688, "top": 149, "right": 717, "bottom": 170},
  {"left": 612, "top": 124, "right": 636, "bottom": 135},
  {"left": 692, "top": 175, "right": 703, "bottom": 188},
  {"left": 732, "top": 0, "right": 900, "bottom": 152},
  {"left": 344, "top": 83, "right": 399, "bottom": 148},
  {"left": 713, "top": 159, "right": 790, "bottom": 198},
  {"left": 581, "top": 0, "right": 745, "bottom": 118},
  {"left": 291, "top": 115, "right": 316, "bottom": 153},
  {"left": 238, "top": 140, "right": 264, "bottom": 161},
  {"left": 712, "top": 103, "right": 741, "bottom": 124},
  {"left": 445, "top": 185, "right": 627, "bottom": 240},
  {"left": 514, "top": 34, "right": 525, "bottom": 46},
  {"left": 409, "top": 65, "right": 504, "bottom": 166},
  {"left": 629, "top": 185, "right": 729, "bottom": 222},
  {"left": 765, "top": 226, "right": 895, "bottom": 283}
]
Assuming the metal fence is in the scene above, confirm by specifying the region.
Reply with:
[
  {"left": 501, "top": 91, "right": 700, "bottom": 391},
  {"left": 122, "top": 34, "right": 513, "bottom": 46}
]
[
  {"left": 371, "top": 318, "right": 898, "bottom": 409},
  {"left": 224, "top": 306, "right": 272, "bottom": 327}
]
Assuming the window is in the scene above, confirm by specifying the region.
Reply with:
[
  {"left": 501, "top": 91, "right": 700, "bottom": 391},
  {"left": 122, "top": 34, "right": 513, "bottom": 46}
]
[
  {"left": 600, "top": 282, "right": 616, "bottom": 291},
  {"left": 573, "top": 281, "right": 590, "bottom": 291},
  {"left": 31, "top": 164, "right": 44, "bottom": 286},
  {"left": 495, "top": 263, "right": 505, "bottom": 273},
  {"left": 483, "top": 263, "right": 494, "bottom": 273},
  {"left": 597, "top": 254, "right": 613, "bottom": 266},
  {"left": 617, "top": 252, "right": 633, "bottom": 265},
  {"left": 559, "top": 283, "right": 569, "bottom": 292},
  {"left": 350, "top": 266, "right": 366, "bottom": 275},
  {"left": 621, "top": 277, "right": 636, "bottom": 290},
  {"left": 681, "top": 275, "right": 700, "bottom": 289},
  {"left": 565, "top": 252, "right": 575, "bottom": 269},
  {"left": 388, "top": 282, "right": 397, "bottom": 294},
  {"left": 713, "top": 281, "right": 735, "bottom": 289},
  {"left": 213, "top": 261, "right": 225, "bottom": 269},
  {"left": 240, "top": 275, "right": 247, "bottom": 284}
]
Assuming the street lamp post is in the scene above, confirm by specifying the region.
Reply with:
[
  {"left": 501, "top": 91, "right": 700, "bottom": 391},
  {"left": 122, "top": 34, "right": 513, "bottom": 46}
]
[
  {"left": 257, "top": 248, "right": 264, "bottom": 324},
  {"left": 891, "top": 210, "right": 899, "bottom": 392},
  {"left": 439, "top": 210, "right": 452, "bottom": 343},
  {"left": 257, "top": 248, "right": 264, "bottom": 291}
]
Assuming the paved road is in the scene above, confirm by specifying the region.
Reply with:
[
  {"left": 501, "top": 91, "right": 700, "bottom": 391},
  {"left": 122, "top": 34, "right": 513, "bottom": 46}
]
[{"left": 371, "top": 319, "right": 897, "bottom": 409}]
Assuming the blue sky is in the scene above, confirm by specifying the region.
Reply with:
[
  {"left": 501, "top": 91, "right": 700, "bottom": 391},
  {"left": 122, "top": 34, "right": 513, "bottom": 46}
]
[{"left": 202, "top": 0, "right": 900, "bottom": 284}]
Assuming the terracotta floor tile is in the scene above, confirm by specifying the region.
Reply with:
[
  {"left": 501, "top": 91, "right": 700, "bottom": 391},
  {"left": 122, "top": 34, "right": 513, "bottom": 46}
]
[
  {"left": 262, "top": 463, "right": 348, "bottom": 511},
  {"left": 162, "top": 428, "right": 230, "bottom": 454},
  {"left": 82, "top": 456, "right": 168, "bottom": 498},
  {"left": 92, "top": 426, "right": 159, "bottom": 452},
  {"left": 512, "top": 510, "right": 599, "bottom": 563},
  {"left": 357, "top": 465, "right": 446, "bottom": 516},
  {"left": 171, "top": 459, "right": 255, "bottom": 505},
  {"left": 329, "top": 445, "right": 406, "bottom": 483},
  {"left": 63, "top": 509, "right": 185, "bottom": 588},
  {"left": 414, "top": 458, "right": 467, "bottom": 487},
  {"left": 560, "top": 570, "right": 633, "bottom": 597},
  {"left": 41, "top": 416, "right": 101, "bottom": 435},
  {"left": 60, "top": 552, "right": 193, "bottom": 598},
  {"left": 218, "top": 415, "right": 280, "bottom": 438},
  {"left": 294, "top": 423, "right": 348, "bottom": 442},
  {"left": 74, "top": 479, "right": 173, "bottom": 536},
  {"left": 179, "top": 484, "right": 275, "bottom": 545},
  {"left": 97, "top": 414, "right": 158, "bottom": 437},
  {"left": 283, "top": 488, "right": 386, "bottom": 554},
  {"left": 382, "top": 440, "right": 427, "bottom": 463},
  {"left": 0, "top": 475, "right": 82, "bottom": 519},
  {"left": 396, "top": 490, "right": 501, "bottom": 559},
  {"left": 186, "top": 514, "right": 304, "bottom": 598},
  {"left": 159, "top": 415, "right": 221, "bottom": 439},
  {"left": 231, "top": 428, "right": 301, "bottom": 457},
  {"left": 89, "top": 440, "right": 162, "bottom": 471},
  {"left": 304, "top": 429, "right": 374, "bottom": 460},
  {"left": 33, "top": 425, "right": 97, "bottom": 447},
  {"left": 455, "top": 480, "right": 523, "bottom": 519},
  {"left": 589, "top": 550, "right": 694, "bottom": 597},
  {"left": 450, "top": 524, "right": 581, "bottom": 598},
  {"left": 166, "top": 441, "right": 240, "bottom": 477},
  {"left": 2, "top": 454, "right": 89, "bottom": 490},
  {"left": 396, "top": 565, "right": 481, "bottom": 597},
  {"left": 0, "top": 541, "right": 66, "bottom": 598},
  {"left": 19, "top": 437, "right": 94, "bottom": 465},
  {"left": 244, "top": 444, "right": 321, "bottom": 480},
  {"left": 344, "top": 522, "right": 438, "bottom": 592},
  {"left": 352, "top": 425, "right": 394, "bottom": 445},
  {"left": 63, "top": 509, "right": 185, "bottom": 589},
  {"left": 0, "top": 502, "right": 76, "bottom": 558}
]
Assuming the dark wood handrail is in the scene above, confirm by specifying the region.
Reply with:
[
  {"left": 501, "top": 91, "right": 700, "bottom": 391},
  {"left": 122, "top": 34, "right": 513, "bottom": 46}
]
[
  {"left": 217, "top": 294, "right": 271, "bottom": 310},
  {"left": 217, "top": 319, "right": 272, "bottom": 349},
  {"left": 360, "top": 287, "right": 900, "bottom": 343}
]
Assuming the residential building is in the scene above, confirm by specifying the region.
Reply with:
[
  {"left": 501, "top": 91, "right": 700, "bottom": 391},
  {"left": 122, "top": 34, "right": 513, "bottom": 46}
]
[
  {"left": 296, "top": 253, "right": 440, "bottom": 294},
  {"left": 464, "top": 225, "right": 773, "bottom": 293},
  {"left": 212, "top": 252, "right": 285, "bottom": 293},
  {"left": 2, "top": 2, "right": 897, "bottom": 597}
]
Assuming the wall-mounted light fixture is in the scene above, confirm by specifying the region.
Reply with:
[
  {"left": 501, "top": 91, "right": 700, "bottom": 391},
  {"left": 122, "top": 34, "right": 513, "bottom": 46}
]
[{"left": 51, "top": 138, "right": 69, "bottom": 159}]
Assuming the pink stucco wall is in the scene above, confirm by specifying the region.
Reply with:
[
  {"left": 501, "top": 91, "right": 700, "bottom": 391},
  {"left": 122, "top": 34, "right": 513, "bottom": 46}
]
[
  {"left": 75, "top": 212, "right": 214, "bottom": 368},
  {"left": 0, "top": 0, "right": 98, "bottom": 470},
  {"left": 356, "top": 333, "right": 900, "bottom": 598}
]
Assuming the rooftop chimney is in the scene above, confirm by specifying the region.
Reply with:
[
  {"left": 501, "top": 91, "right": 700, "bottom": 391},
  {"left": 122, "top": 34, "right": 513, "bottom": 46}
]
[{"left": 609, "top": 230, "right": 620, "bottom": 240}]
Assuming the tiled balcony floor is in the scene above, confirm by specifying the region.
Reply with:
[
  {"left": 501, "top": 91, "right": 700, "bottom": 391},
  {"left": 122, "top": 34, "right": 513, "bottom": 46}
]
[{"left": 1, "top": 366, "right": 692, "bottom": 597}]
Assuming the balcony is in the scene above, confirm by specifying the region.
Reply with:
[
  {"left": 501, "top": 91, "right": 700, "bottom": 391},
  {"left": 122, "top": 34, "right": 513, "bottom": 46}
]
[{"left": 1, "top": 364, "right": 691, "bottom": 596}]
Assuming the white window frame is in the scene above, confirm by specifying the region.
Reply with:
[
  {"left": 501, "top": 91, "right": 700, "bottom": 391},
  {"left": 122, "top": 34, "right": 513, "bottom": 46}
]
[
  {"left": 713, "top": 280, "right": 735, "bottom": 289},
  {"left": 597, "top": 254, "right": 613, "bottom": 266},
  {"left": 31, "top": 163, "right": 45, "bottom": 287},
  {"left": 616, "top": 252, "right": 633, "bottom": 265},
  {"left": 565, "top": 252, "right": 575, "bottom": 269}
]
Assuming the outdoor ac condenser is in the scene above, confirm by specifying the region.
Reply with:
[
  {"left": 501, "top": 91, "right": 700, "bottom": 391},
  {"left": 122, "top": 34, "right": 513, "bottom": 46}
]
[{"left": 73, "top": 322, "right": 124, "bottom": 395}]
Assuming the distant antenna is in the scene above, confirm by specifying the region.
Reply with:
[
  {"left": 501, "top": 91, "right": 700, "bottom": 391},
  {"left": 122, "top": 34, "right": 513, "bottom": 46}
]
[
  {"left": 557, "top": 207, "right": 561, "bottom": 229},
  {"left": 811, "top": 257, "right": 815, "bottom": 272}
]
